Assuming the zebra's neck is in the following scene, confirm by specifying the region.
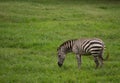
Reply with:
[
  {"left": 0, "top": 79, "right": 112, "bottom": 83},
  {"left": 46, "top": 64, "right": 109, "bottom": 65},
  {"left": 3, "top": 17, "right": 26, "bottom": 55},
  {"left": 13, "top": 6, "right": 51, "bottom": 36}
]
[{"left": 60, "top": 39, "right": 76, "bottom": 54}]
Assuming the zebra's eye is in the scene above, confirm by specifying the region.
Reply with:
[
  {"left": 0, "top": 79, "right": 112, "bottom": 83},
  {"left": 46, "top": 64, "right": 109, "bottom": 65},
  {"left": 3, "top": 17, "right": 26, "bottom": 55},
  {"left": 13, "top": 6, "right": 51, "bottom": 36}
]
[{"left": 58, "top": 55, "right": 61, "bottom": 57}]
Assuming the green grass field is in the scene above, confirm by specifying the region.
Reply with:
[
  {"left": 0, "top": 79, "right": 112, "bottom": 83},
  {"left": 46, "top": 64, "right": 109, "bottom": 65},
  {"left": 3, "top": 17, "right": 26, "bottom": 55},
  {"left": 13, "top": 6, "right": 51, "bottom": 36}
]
[{"left": 0, "top": 0, "right": 120, "bottom": 83}]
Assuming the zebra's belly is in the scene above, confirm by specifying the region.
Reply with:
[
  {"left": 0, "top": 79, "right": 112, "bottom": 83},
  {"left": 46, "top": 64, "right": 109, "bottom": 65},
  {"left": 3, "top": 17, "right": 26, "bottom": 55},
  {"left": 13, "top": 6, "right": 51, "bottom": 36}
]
[{"left": 79, "top": 51, "right": 91, "bottom": 55}]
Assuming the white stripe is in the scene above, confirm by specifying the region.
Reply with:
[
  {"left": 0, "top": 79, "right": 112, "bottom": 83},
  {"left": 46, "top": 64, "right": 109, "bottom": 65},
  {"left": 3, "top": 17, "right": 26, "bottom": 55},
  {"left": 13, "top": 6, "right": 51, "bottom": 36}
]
[
  {"left": 86, "top": 44, "right": 103, "bottom": 52},
  {"left": 91, "top": 51, "right": 100, "bottom": 54},
  {"left": 90, "top": 48, "right": 102, "bottom": 51},
  {"left": 69, "top": 42, "right": 70, "bottom": 48},
  {"left": 90, "top": 40, "right": 102, "bottom": 43}
]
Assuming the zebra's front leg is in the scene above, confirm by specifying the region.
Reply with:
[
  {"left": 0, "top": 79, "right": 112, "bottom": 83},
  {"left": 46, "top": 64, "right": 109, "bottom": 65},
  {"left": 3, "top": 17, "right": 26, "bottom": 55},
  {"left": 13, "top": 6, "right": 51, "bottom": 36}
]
[{"left": 76, "top": 54, "right": 81, "bottom": 69}]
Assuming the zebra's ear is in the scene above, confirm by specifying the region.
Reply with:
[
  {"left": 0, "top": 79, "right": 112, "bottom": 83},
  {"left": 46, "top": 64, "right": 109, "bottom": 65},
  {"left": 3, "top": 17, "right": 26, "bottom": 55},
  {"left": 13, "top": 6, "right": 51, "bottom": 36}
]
[
  {"left": 57, "top": 47, "right": 59, "bottom": 51},
  {"left": 57, "top": 47, "right": 60, "bottom": 51}
]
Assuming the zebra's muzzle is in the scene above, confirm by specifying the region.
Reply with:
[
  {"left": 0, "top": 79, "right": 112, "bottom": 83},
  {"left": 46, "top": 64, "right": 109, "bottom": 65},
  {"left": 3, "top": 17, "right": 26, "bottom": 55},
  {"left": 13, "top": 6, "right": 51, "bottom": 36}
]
[{"left": 58, "top": 62, "right": 62, "bottom": 67}]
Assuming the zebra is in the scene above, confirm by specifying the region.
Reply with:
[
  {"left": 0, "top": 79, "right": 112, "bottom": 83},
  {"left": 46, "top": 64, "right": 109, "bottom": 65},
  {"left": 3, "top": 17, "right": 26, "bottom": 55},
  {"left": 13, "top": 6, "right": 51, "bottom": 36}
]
[{"left": 57, "top": 38, "right": 109, "bottom": 69}]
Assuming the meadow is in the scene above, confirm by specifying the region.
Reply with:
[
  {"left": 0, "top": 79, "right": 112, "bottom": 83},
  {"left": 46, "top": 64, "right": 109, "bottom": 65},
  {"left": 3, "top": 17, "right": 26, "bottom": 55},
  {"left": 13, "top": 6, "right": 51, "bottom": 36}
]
[{"left": 0, "top": 0, "right": 120, "bottom": 83}]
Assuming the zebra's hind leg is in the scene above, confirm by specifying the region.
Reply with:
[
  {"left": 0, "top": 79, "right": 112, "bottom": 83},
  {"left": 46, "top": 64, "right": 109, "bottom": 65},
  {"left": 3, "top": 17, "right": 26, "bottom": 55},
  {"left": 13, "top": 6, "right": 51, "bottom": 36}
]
[
  {"left": 94, "top": 56, "right": 99, "bottom": 69},
  {"left": 98, "top": 56, "right": 103, "bottom": 68}
]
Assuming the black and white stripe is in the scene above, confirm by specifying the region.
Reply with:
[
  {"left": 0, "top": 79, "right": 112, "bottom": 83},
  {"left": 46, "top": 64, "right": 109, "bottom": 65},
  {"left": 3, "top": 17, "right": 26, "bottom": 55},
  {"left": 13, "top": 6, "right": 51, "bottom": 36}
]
[
  {"left": 81, "top": 39, "right": 104, "bottom": 56},
  {"left": 58, "top": 38, "right": 104, "bottom": 56}
]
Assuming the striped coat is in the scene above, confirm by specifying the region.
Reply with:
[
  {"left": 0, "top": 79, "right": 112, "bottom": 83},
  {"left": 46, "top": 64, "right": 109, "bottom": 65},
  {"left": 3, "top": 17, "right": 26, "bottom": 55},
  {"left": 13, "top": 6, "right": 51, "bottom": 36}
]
[{"left": 57, "top": 38, "right": 109, "bottom": 69}]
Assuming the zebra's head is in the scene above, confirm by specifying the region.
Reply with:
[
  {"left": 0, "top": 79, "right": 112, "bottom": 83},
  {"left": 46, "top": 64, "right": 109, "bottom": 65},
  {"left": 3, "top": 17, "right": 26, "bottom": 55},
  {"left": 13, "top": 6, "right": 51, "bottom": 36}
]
[{"left": 57, "top": 47, "right": 66, "bottom": 67}]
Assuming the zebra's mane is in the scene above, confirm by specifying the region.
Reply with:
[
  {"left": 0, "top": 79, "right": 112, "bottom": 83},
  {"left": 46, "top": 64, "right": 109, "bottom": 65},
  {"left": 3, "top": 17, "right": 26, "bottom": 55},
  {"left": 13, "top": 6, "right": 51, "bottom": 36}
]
[{"left": 57, "top": 39, "right": 76, "bottom": 51}]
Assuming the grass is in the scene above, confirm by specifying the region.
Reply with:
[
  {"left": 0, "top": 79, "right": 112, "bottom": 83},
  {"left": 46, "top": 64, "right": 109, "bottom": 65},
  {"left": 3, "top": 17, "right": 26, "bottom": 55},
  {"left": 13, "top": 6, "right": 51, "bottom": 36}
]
[{"left": 0, "top": 0, "right": 120, "bottom": 83}]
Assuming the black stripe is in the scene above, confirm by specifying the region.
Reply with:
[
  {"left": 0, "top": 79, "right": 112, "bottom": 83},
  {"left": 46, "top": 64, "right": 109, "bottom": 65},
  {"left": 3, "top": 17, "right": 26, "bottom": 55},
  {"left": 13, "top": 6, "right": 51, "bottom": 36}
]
[
  {"left": 69, "top": 41, "right": 71, "bottom": 48},
  {"left": 91, "top": 52, "right": 99, "bottom": 55},
  {"left": 82, "top": 40, "right": 91, "bottom": 50},
  {"left": 70, "top": 40, "right": 72, "bottom": 48},
  {"left": 90, "top": 41, "right": 103, "bottom": 45}
]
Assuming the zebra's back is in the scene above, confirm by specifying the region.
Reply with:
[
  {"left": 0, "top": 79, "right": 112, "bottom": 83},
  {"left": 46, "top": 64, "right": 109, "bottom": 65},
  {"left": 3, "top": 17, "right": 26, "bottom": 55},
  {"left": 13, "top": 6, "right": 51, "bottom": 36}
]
[{"left": 73, "top": 38, "right": 105, "bottom": 56}]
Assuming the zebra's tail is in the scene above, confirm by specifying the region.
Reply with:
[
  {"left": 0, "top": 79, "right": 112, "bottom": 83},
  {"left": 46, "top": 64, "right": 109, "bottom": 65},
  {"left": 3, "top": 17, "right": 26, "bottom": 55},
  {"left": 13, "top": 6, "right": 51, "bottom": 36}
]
[
  {"left": 102, "top": 46, "right": 109, "bottom": 61},
  {"left": 103, "top": 51, "right": 109, "bottom": 61}
]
